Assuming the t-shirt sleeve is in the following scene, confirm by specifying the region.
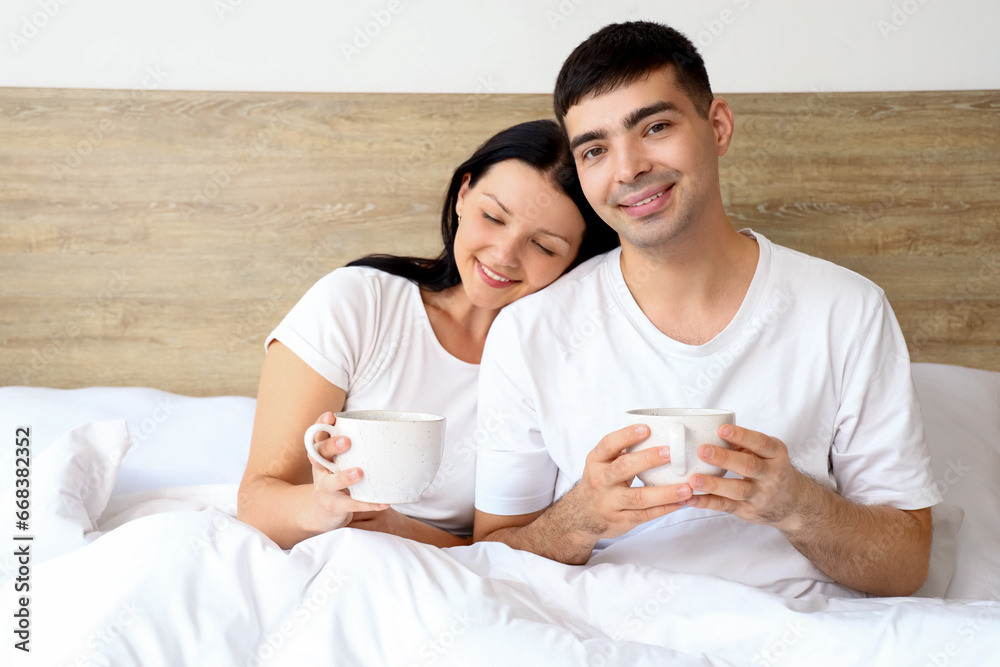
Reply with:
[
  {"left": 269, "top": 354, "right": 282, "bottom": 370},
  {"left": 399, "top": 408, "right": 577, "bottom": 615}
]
[
  {"left": 265, "top": 268, "right": 379, "bottom": 393},
  {"left": 475, "top": 309, "right": 559, "bottom": 516},
  {"left": 831, "top": 294, "right": 943, "bottom": 509}
]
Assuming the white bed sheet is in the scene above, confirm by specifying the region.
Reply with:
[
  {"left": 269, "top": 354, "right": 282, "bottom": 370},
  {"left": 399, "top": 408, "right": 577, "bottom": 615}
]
[
  {"left": 1, "top": 362, "right": 999, "bottom": 665},
  {"left": 2, "top": 419, "right": 999, "bottom": 667}
]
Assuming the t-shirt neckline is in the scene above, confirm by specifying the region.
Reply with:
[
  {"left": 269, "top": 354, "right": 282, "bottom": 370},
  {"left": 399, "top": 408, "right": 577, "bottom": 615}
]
[{"left": 606, "top": 228, "right": 773, "bottom": 358}]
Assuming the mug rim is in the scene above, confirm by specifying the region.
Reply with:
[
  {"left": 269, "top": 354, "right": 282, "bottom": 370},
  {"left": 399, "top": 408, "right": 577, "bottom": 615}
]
[
  {"left": 334, "top": 410, "right": 445, "bottom": 423},
  {"left": 626, "top": 408, "right": 734, "bottom": 418}
]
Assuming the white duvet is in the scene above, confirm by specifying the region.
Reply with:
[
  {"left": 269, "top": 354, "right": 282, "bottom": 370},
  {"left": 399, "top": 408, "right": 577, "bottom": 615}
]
[{"left": 4, "top": 420, "right": 999, "bottom": 667}]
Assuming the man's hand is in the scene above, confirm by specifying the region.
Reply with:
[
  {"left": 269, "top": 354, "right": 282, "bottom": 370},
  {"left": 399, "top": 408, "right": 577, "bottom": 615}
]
[
  {"left": 683, "top": 423, "right": 808, "bottom": 529},
  {"left": 566, "top": 423, "right": 695, "bottom": 540},
  {"left": 685, "top": 423, "right": 933, "bottom": 596},
  {"left": 476, "top": 423, "right": 693, "bottom": 564}
]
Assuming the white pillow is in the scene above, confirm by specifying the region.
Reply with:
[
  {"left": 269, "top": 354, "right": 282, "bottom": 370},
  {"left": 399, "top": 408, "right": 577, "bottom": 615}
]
[
  {"left": 0, "top": 386, "right": 255, "bottom": 496},
  {"left": 911, "top": 363, "right": 1000, "bottom": 600},
  {"left": 1, "top": 420, "right": 132, "bottom": 565},
  {"left": 913, "top": 503, "right": 964, "bottom": 598}
]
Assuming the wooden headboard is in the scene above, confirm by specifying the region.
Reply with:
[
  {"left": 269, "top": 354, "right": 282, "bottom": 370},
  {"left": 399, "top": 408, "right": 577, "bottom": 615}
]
[{"left": 2, "top": 88, "right": 997, "bottom": 396}]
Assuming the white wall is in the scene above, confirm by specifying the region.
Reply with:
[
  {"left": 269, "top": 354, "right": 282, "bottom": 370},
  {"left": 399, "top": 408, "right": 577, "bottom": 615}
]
[{"left": 1, "top": 0, "right": 997, "bottom": 94}]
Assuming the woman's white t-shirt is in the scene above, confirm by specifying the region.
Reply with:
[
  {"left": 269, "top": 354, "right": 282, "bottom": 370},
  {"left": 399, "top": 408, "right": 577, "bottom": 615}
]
[{"left": 266, "top": 266, "right": 478, "bottom": 534}]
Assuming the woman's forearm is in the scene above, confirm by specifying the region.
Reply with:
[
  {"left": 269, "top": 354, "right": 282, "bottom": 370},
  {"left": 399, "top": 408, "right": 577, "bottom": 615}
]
[
  {"left": 366, "top": 513, "right": 472, "bottom": 548},
  {"left": 239, "top": 477, "right": 471, "bottom": 549},
  {"left": 237, "top": 476, "right": 342, "bottom": 550}
]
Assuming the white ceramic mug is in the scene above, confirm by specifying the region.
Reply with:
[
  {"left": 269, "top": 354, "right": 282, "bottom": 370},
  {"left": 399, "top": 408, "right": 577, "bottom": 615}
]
[
  {"left": 304, "top": 410, "right": 445, "bottom": 504},
  {"left": 623, "top": 408, "right": 735, "bottom": 487}
]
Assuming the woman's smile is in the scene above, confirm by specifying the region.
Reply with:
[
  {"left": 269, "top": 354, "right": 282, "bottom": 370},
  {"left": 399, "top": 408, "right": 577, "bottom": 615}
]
[{"left": 476, "top": 260, "right": 519, "bottom": 288}]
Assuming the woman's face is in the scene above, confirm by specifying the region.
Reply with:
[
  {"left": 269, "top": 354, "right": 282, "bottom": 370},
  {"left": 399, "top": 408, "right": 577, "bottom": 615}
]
[{"left": 453, "top": 160, "right": 586, "bottom": 311}]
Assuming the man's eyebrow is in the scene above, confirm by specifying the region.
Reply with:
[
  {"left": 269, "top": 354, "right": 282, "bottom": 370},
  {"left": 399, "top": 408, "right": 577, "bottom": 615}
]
[
  {"left": 569, "top": 129, "right": 607, "bottom": 153},
  {"left": 623, "top": 101, "right": 681, "bottom": 131},
  {"left": 483, "top": 193, "right": 512, "bottom": 216}
]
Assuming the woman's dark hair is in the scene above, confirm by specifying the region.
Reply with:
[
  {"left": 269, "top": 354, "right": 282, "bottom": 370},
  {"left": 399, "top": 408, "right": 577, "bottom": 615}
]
[
  {"left": 348, "top": 119, "right": 618, "bottom": 292},
  {"left": 555, "top": 21, "right": 714, "bottom": 123}
]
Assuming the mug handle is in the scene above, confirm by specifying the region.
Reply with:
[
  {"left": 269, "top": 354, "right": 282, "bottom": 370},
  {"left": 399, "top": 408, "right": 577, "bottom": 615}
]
[
  {"left": 304, "top": 423, "right": 342, "bottom": 474},
  {"left": 668, "top": 423, "right": 686, "bottom": 476}
]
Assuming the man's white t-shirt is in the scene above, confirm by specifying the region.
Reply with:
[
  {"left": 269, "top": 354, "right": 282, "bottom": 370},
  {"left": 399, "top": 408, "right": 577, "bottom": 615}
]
[
  {"left": 476, "top": 230, "right": 942, "bottom": 597},
  {"left": 267, "top": 266, "right": 479, "bottom": 534}
]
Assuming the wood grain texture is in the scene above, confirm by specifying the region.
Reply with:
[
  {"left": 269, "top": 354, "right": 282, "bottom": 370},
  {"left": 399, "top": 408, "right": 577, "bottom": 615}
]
[{"left": 1, "top": 87, "right": 997, "bottom": 396}]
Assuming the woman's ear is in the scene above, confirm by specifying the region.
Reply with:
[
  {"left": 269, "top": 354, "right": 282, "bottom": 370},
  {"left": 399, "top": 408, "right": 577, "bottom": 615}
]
[{"left": 455, "top": 172, "right": 473, "bottom": 221}]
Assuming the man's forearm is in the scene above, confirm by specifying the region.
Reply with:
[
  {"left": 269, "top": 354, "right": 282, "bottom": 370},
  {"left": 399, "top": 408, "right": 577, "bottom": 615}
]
[
  {"left": 480, "top": 495, "right": 604, "bottom": 565},
  {"left": 776, "top": 480, "right": 932, "bottom": 597}
]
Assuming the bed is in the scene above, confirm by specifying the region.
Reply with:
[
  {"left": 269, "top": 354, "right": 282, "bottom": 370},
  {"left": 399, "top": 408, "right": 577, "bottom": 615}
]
[{"left": 2, "top": 86, "right": 999, "bottom": 665}]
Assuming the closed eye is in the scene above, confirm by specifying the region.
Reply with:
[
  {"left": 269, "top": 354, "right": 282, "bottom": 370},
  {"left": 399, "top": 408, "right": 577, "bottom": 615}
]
[
  {"left": 534, "top": 241, "right": 555, "bottom": 256},
  {"left": 483, "top": 212, "right": 503, "bottom": 225}
]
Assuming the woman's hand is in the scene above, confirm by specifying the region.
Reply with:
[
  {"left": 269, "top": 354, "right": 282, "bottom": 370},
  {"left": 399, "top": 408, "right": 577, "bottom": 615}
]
[
  {"left": 307, "top": 412, "right": 390, "bottom": 532},
  {"left": 347, "top": 507, "right": 408, "bottom": 534}
]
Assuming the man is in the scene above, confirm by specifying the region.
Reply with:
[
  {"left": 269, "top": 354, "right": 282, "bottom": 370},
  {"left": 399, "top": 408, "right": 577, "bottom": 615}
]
[{"left": 472, "top": 21, "right": 941, "bottom": 598}]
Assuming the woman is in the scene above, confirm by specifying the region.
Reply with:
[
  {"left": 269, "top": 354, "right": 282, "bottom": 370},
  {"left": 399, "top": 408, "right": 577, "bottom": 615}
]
[{"left": 237, "top": 120, "right": 618, "bottom": 549}]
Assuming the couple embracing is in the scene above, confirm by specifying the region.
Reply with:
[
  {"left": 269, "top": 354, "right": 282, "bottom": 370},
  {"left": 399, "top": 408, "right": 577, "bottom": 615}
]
[{"left": 238, "top": 21, "right": 940, "bottom": 599}]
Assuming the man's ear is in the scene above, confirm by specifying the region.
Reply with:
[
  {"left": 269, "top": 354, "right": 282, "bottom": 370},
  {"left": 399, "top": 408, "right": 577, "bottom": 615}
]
[{"left": 709, "top": 98, "right": 735, "bottom": 157}]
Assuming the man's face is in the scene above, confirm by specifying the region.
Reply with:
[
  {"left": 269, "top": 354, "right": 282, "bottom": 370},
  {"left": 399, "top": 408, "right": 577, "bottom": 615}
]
[{"left": 564, "top": 67, "right": 729, "bottom": 251}]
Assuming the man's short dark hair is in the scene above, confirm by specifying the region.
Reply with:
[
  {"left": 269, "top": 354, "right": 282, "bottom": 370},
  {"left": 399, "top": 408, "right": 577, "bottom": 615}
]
[{"left": 554, "top": 21, "right": 714, "bottom": 124}]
